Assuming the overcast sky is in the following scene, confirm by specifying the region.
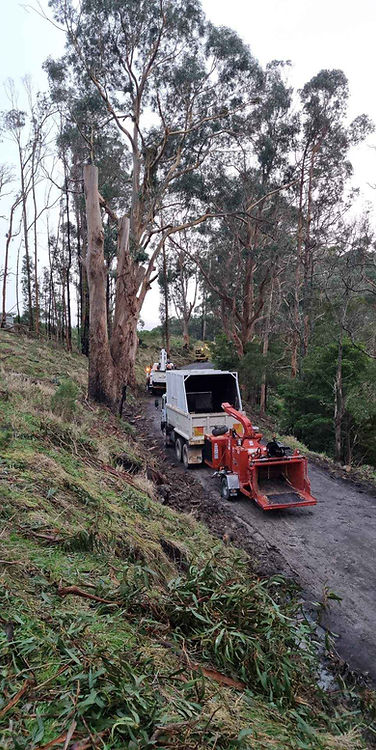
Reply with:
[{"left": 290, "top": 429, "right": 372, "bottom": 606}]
[{"left": 1, "top": 0, "right": 375, "bottom": 327}]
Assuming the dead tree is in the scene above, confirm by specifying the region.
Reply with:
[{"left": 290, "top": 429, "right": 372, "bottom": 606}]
[
  {"left": 168, "top": 237, "right": 199, "bottom": 348},
  {"left": 1, "top": 193, "right": 21, "bottom": 329}
]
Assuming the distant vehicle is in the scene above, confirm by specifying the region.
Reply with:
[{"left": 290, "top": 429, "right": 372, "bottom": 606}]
[
  {"left": 160, "top": 368, "right": 317, "bottom": 511},
  {"left": 194, "top": 343, "right": 210, "bottom": 362},
  {"left": 146, "top": 348, "right": 175, "bottom": 394},
  {"left": 2, "top": 313, "right": 16, "bottom": 329}
]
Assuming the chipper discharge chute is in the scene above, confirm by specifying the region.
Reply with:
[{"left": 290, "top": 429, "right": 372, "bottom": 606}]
[{"left": 204, "top": 402, "right": 317, "bottom": 511}]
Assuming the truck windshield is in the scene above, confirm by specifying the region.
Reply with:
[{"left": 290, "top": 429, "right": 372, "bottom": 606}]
[{"left": 184, "top": 374, "right": 240, "bottom": 413}]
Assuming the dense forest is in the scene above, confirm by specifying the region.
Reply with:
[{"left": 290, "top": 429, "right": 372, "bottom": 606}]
[{"left": 1, "top": 0, "right": 376, "bottom": 467}]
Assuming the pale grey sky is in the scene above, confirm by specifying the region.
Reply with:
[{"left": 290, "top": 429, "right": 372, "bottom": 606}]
[{"left": 1, "top": 0, "right": 375, "bottom": 327}]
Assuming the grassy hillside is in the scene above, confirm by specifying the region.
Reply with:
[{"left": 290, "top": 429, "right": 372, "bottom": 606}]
[{"left": 0, "top": 331, "right": 374, "bottom": 749}]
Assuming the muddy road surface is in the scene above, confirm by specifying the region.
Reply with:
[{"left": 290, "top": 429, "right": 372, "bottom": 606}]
[{"left": 143, "top": 378, "right": 376, "bottom": 681}]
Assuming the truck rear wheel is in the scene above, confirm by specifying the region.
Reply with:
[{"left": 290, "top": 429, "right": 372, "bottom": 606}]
[
  {"left": 175, "top": 436, "right": 183, "bottom": 462},
  {"left": 182, "top": 443, "right": 190, "bottom": 469},
  {"left": 163, "top": 426, "right": 172, "bottom": 447}
]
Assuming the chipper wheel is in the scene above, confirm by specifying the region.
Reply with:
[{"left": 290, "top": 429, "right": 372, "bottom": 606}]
[
  {"left": 220, "top": 475, "right": 238, "bottom": 501},
  {"left": 220, "top": 476, "right": 230, "bottom": 500},
  {"left": 175, "top": 436, "right": 183, "bottom": 462}
]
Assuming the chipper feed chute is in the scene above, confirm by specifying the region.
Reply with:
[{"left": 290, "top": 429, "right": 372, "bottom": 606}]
[
  {"left": 248, "top": 453, "right": 316, "bottom": 510},
  {"left": 204, "top": 402, "right": 317, "bottom": 511}
]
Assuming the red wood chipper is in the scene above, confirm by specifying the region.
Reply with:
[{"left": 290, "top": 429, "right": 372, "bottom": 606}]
[{"left": 203, "top": 403, "right": 317, "bottom": 510}]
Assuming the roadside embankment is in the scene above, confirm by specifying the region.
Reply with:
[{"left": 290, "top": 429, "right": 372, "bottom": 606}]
[{"left": 0, "top": 330, "right": 375, "bottom": 749}]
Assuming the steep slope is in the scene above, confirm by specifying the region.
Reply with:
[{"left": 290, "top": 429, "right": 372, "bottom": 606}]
[{"left": 0, "top": 331, "right": 374, "bottom": 749}]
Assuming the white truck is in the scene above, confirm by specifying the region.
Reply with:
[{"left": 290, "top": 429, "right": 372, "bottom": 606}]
[
  {"left": 147, "top": 349, "right": 174, "bottom": 394},
  {"left": 160, "top": 369, "right": 243, "bottom": 467}
]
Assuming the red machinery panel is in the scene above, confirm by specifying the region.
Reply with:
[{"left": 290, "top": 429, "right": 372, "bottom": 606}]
[{"left": 203, "top": 403, "right": 317, "bottom": 511}]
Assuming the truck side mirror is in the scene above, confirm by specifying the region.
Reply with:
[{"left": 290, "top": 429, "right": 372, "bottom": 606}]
[{"left": 155, "top": 398, "right": 159, "bottom": 409}]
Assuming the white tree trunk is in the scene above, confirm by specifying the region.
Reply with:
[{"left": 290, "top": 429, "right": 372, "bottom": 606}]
[{"left": 84, "top": 164, "right": 118, "bottom": 407}]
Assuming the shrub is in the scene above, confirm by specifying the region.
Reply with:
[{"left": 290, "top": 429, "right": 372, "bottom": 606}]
[
  {"left": 51, "top": 378, "right": 79, "bottom": 418},
  {"left": 211, "top": 333, "right": 239, "bottom": 371},
  {"left": 211, "top": 335, "right": 282, "bottom": 403},
  {"left": 278, "top": 340, "right": 370, "bottom": 460}
]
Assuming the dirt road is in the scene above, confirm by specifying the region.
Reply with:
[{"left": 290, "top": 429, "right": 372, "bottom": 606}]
[{"left": 144, "top": 369, "right": 376, "bottom": 680}]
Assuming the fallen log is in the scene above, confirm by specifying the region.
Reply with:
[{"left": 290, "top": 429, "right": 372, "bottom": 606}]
[{"left": 57, "top": 585, "right": 117, "bottom": 605}]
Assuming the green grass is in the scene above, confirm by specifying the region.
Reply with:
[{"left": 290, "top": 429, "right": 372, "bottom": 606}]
[{"left": 0, "top": 330, "right": 374, "bottom": 749}]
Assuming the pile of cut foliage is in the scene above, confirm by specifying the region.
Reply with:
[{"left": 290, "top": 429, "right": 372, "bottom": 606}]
[{"left": 0, "top": 331, "right": 374, "bottom": 749}]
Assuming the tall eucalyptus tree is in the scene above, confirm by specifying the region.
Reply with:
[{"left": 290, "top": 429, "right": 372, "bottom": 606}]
[
  {"left": 289, "top": 69, "right": 373, "bottom": 375},
  {"left": 187, "top": 61, "right": 298, "bottom": 355},
  {"left": 47, "top": 0, "right": 262, "bottom": 409}
]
